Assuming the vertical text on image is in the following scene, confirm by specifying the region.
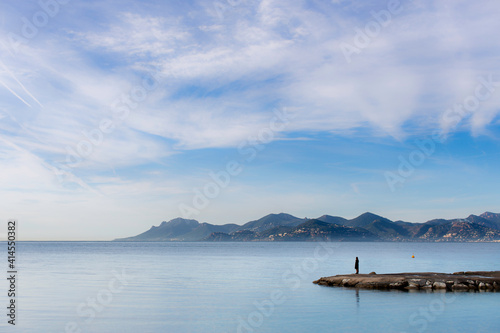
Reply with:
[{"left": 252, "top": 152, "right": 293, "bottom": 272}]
[{"left": 6, "top": 219, "right": 18, "bottom": 326}]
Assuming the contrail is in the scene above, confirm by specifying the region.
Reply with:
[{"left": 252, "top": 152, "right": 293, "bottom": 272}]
[
  {"left": 0, "top": 78, "right": 32, "bottom": 107},
  {"left": 0, "top": 58, "right": 44, "bottom": 108},
  {"left": 0, "top": 134, "right": 102, "bottom": 195},
  {"left": 0, "top": 108, "right": 49, "bottom": 145}
]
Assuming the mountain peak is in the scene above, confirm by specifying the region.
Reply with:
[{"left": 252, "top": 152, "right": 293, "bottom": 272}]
[
  {"left": 347, "top": 212, "right": 392, "bottom": 227},
  {"left": 359, "top": 212, "right": 381, "bottom": 218},
  {"left": 167, "top": 217, "right": 199, "bottom": 224},
  {"left": 316, "top": 215, "right": 348, "bottom": 225},
  {"left": 115, "top": 211, "right": 500, "bottom": 242},
  {"left": 264, "top": 212, "right": 296, "bottom": 218},
  {"left": 480, "top": 212, "right": 500, "bottom": 222},
  {"left": 239, "top": 213, "right": 304, "bottom": 232}
]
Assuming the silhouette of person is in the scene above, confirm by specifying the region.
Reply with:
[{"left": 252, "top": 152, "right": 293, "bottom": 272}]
[{"left": 355, "top": 257, "right": 359, "bottom": 274}]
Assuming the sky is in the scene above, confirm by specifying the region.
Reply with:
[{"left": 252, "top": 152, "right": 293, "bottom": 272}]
[{"left": 0, "top": 0, "right": 500, "bottom": 240}]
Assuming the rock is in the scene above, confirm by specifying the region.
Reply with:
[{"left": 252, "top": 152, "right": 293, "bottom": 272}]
[
  {"left": 356, "top": 282, "right": 376, "bottom": 289},
  {"left": 405, "top": 282, "right": 420, "bottom": 290},
  {"left": 465, "top": 280, "right": 476, "bottom": 287},
  {"left": 389, "top": 281, "right": 407, "bottom": 289},
  {"left": 408, "top": 279, "right": 425, "bottom": 287},
  {"left": 452, "top": 283, "right": 469, "bottom": 291},
  {"left": 313, "top": 271, "right": 500, "bottom": 292},
  {"left": 433, "top": 282, "right": 447, "bottom": 289},
  {"left": 341, "top": 278, "right": 357, "bottom": 287},
  {"left": 369, "top": 272, "right": 377, "bottom": 275}
]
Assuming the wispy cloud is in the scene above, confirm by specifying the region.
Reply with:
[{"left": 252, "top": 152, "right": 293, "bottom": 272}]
[{"left": 1, "top": 0, "right": 500, "bottom": 239}]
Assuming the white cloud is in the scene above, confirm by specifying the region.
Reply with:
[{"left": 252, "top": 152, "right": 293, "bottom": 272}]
[
  {"left": 2, "top": 0, "right": 500, "bottom": 154},
  {"left": 43, "top": 0, "right": 500, "bottom": 146},
  {"left": 1, "top": 0, "right": 500, "bottom": 239},
  {"left": 73, "top": 12, "right": 191, "bottom": 58}
]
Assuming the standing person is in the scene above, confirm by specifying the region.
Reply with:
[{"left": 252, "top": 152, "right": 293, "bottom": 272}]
[{"left": 355, "top": 257, "right": 359, "bottom": 274}]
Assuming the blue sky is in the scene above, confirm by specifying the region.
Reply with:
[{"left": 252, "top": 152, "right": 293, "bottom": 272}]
[{"left": 0, "top": 0, "right": 499, "bottom": 240}]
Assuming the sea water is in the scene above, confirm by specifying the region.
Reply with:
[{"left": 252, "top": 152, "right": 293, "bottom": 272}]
[{"left": 0, "top": 241, "right": 499, "bottom": 332}]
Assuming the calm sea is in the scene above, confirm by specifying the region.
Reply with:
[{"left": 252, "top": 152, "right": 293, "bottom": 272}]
[{"left": 1, "top": 241, "right": 499, "bottom": 332}]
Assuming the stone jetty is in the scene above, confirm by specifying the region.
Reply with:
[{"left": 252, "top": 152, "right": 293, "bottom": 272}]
[{"left": 313, "top": 271, "right": 500, "bottom": 292}]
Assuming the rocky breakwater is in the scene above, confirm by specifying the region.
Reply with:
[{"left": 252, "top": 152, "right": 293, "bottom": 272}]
[{"left": 313, "top": 271, "right": 500, "bottom": 292}]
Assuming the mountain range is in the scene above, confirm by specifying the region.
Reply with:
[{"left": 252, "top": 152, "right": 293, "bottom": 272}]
[{"left": 114, "top": 211, "right": 500, "bottom": 242}]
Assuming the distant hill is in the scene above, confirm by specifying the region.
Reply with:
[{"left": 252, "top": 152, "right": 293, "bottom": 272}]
[
  {"left": 237, "top": 213, "right": 306, "bottom": 232},
  {"left": 114, "top": 211, "right": 500, "bottom": 242},
  {"left": 479, "top": 212, "right": 500, "bottom": 229},
  {"left": 204, "top": 219, "right": 378, "bottom": 242},
  {"left": 114, "top": 218, "right": 239, "bottom": 241},
  {"left": 316, "top": 215, "right": 348, "bottom": 225},
  {"left": 361, "top": 219, "right": 411, "bottom": 240},
  {"left": 344, "top": 212, "right": 393, "bottom": 228},
  {"left": 273, "top": 220, "right": 378, "bottom": 241},
  {"left": 410, "top": 221, "right": 500, "bottom": 242},
  {"left": 205, "top": 230, "right": 259, "bottom": 242},
  {"left": 464, "top": 214, "right": 500, "bottom": 230},
  {"left": 180, "top": 223, "right": 240, "bottom": 241}
]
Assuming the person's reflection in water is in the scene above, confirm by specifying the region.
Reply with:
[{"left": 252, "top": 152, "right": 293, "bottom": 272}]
[{"left": 355, "top": 288, "right": 360, "bottom": 307}]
